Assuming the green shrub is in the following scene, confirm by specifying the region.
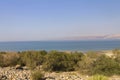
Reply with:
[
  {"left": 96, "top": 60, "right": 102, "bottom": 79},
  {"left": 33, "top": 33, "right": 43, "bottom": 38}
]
[
  {"left": 0, "top": 54, "right": 4, "bottom": 67},
  {"left": 115, "top": 55, "right": 120, "bottom": 63},
  {"left": 70, "top": 52, "right": 84, "bottom": 63},
  {"left": 76, "top": 55, "right": 93, "bottom": 74},
  {"left": 112, "top": 49, "right": 120, "bottom": 55},
  {"left": 112, "top": 49, "right": 120, "bottom": 63},
  {"left": 86, "top": 51, "right": 101, "bottom": 59},
  {"left": 0, "top": 52, "right": 7, "bottom": 54},
  {"left": 31, "top": 71, "right": 44, "bottom": 80},
  {"left": 90, "top": 55, "right": 120, "bottom": 76},
  {"left": 88, "top": 75, "right": 108, "bottom": 80},
  {"left": 43, "top": 51, "right": 83, "bottom": 71},
  {"left": 19, "top": 50, "right": 47, "bottom": 69}
]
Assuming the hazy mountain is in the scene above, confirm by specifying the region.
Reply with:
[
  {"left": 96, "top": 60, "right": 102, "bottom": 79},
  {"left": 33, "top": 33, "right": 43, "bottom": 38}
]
[
  {"left": 103, "top": 34, "right": 120, "bottom": 39},
  {"left": 65, "top": 34, "right": 120, "bottom": 40}
]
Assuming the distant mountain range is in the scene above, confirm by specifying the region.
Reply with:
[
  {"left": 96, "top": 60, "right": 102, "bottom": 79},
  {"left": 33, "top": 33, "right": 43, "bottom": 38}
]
[{"left": 66, "top": 34, "right": 120, "bottom": 40}]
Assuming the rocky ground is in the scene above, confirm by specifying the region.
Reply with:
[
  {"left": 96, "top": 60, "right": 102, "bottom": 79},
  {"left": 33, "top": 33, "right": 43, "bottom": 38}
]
[
  {"left": 0, "top": 67, "right": 86, "bottom": 80},
  {"left": 0, "top": 67, "right": 120, "bottom": 80},
  {"left": 44, "top": 72, "right": 87, "bottom": 80},
  {"left": 0, "top": 67, "right": 31, "bottom": 80}
]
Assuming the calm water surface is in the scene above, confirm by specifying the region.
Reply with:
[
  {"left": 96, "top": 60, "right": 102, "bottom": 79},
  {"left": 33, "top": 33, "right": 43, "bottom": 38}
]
[{"left": 0, "top": 40, "right": 120, "bottom": 51}]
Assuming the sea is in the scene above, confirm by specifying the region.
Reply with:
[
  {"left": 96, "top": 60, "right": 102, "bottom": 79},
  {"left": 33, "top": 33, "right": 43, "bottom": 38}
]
[{"left": 0, "top": 40, "right": 120, "bottom": 52}]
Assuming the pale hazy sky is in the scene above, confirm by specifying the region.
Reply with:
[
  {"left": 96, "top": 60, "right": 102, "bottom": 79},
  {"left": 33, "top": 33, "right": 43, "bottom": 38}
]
[{"left": 0, "top": 0, "right": 120, "bottom": 41}]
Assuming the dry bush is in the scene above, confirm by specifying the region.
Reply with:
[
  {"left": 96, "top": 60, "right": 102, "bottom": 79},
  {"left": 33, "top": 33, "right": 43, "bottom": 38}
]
[{"left": 1, "top": 52, "right": 20, "bottom": 67}]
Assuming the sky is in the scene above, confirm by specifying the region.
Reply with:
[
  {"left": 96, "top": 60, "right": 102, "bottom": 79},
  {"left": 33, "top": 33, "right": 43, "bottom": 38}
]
[{"left": 0, "top": 0, "right": 120, "bottom": 41}]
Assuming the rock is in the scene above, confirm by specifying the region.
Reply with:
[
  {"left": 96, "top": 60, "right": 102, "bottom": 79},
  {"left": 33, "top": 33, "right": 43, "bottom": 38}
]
[
  {"left": 0, "top": 75, "right": 2, "bottom": 79},
  {"left": 22, "top": 66, "right": 29, "bottom": 70},
  {"left": 46, "top": 77, "right": 55, "bottom": 80},
  {"left": 1, "top": 75, "right": 8, "bottom": 80},
  {"left": 15, "top": 65, "right": 23, "bottom": 70}
]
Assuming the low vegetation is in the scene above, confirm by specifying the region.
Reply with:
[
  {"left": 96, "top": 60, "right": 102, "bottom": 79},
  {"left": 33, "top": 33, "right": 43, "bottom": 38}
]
[
  {"left": 88, "top": 75, "right": 109, "bottom": 80},
  {"left": 31, "top": 70, "right": 44, "bottom": 80},
  {"left": 0, "top": 52, "right": 19, "bottom": 67},
  {"left": 0, "top": 49, "right": 120, "bottom": 77},
  {"left": 42, "top": 51, "right": 83, "bottom": 71},
  {"left": 19, "top": 50, "right": 47, "bottom": 69}
]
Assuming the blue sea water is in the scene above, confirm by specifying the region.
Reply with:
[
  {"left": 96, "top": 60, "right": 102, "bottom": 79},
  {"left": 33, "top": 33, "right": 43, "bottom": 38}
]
[{"left": 0, "top": 40, "right": 120, "bottom": 51}]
